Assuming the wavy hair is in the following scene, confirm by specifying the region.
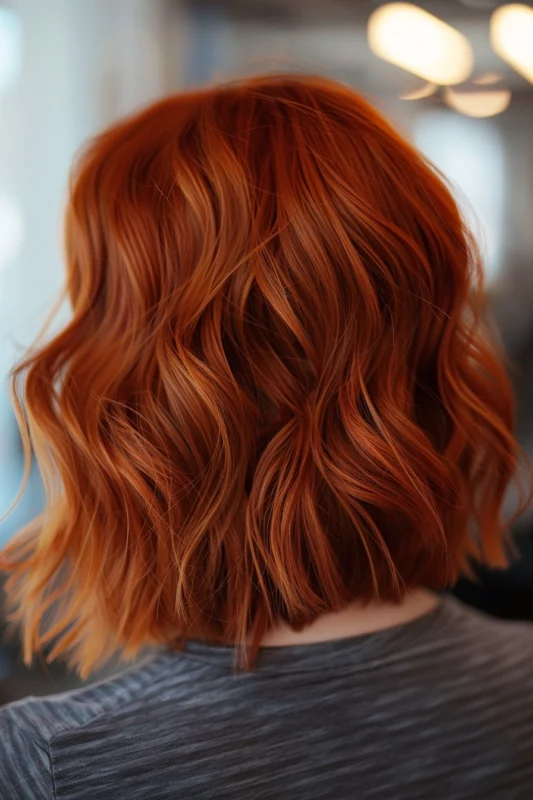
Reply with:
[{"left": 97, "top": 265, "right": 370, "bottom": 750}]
[{"left": 1, "top": 74, "right": 530, "bottom": 676}]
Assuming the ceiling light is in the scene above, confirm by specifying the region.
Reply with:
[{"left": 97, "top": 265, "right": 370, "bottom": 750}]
[
  {"left": 399, "top": 82, "right": 438, "bottom": 100},
  {"left": 490, "top": 4, "right": 533, "bottom": 84},
  {"left": 368, "top": 3, "right": 474, "bottom": 85},
  {"left": 473, "top": 71, "right": 502, "bottom": 85},
  {"left": 443, "top": 87, "right": 511, "bottom": 117}
]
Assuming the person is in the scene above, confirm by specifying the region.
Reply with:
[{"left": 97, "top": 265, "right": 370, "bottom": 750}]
[{"left": 1, "top": 74, "right": 532, "bottom": 800}]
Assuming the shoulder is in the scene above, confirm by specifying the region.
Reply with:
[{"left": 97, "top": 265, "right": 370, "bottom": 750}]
[
  {"left": 0, "top": 649, "right": 175, "bottom": 799},
  {"left": 432, "top": 596, "right": 533, "bottom": 696},
  {"left": 0, "top": 701, "right": 55, "bottom": 799},
  {"left": 443, "top": 595, "right": 533, "bottom": 652}
]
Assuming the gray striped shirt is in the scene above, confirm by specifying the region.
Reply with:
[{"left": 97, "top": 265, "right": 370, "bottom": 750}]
[{"left": 1, "top": 595, "right": 533, "bottom": 799}]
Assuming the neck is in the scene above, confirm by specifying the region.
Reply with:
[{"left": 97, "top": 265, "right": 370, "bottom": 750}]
[{"left": 260, "top": 589, "right": 439, "bottom": 647}]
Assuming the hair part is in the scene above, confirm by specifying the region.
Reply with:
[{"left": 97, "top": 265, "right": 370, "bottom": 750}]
[{"left": 1, "top": 74, "right": 531, "bottom": 677}]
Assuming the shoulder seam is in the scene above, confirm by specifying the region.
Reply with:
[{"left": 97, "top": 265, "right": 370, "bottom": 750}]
[
  {"left": 0, "top": 716, "right": 57, "bottom": 800},
  {"left": 48, "top": 651, "right": 178, "bottom": 747}
]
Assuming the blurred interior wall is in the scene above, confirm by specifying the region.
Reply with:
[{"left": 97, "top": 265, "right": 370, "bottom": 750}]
[
  {"left": 0, "top": 0, "right": 189, "bottom": 545},
  {"left": 2, "top": 0, "right": 175, "bottom": 354}
]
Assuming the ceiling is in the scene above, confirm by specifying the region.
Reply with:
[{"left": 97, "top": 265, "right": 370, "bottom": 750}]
[
  {"left": 198, "top": 0, "right": 521, "bottom": 23},
  {"left": 187, "top": 0, "right": 533, "bottom": 94}
]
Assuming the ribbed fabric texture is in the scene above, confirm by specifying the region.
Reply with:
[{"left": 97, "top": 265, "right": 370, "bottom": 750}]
[{"left": 1, "top": 595, "right": 533, "bottom": 799}]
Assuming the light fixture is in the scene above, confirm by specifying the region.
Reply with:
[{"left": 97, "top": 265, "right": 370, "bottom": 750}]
[
  {"left": 399, "top": 82, "right": 438, "bottom": 100},
  {"left": 443, "top": 87, "right": 511, "bottom": 117},
  {"left": 490, "top": 4, "right": 533, "bottom": 84},
  {"left": 0, "top": 7, "right": 22, "bottom": 97},
  {"left": 472, "top": 71, "right": 502, "bottom": 85},
  {"left": 368, "top": 3, "right": 474, "bottom": 85},
  {"left": 0, "top": 194, "right": 24, "bottom": 271}
]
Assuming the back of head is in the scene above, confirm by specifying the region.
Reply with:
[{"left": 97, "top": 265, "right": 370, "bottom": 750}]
[{"left": 1, "top": 74, "right": 529, "bottom": 676}]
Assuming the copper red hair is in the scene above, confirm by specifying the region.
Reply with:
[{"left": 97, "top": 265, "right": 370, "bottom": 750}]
[{"left": 1, "top": 74, "right": 530, "bottom": 676}]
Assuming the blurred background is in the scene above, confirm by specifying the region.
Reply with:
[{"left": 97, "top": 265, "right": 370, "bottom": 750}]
[{"left": 1, "top": 0, "right": 533, "bottom": 703}]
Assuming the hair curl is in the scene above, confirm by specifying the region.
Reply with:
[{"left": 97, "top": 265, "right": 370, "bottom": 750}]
[{"left": 1, "top": 74, "right": 530, "bottom": 676}]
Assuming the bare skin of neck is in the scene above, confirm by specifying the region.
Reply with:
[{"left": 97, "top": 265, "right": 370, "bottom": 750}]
[{"left": 260, "top": 589, "right": 439, "bottom": 647}]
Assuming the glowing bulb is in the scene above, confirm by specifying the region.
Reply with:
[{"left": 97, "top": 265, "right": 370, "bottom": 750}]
[
  {"left": 0, "top": 195, "right": 24, "bottom": 270},
  {"left": 399, "top": 82, "right": 438, "bottom": 100},
  {"left": 368, "top": 3, "right": 474, "bottom": 85},
  {"left": 472, "top": 72, "right": 502, "bottom": 86},
  {"left": 491, "top": 4, "right": 533, "bottom": 84},
  {"left": 0, "top": 7, "right": 22, "bottom": 96},
  {"left": 444, "top": 87, "right": 511, "bottom": 117}
]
